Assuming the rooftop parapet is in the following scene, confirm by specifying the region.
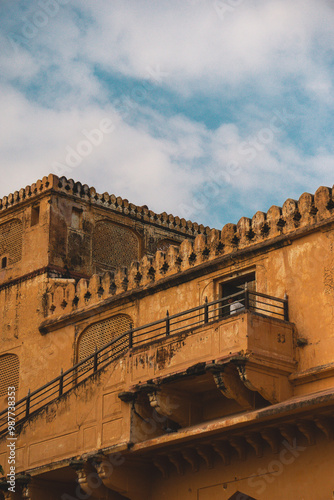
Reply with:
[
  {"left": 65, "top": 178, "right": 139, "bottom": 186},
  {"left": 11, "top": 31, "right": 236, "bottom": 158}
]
[
  {"left": 0, "top": 174, "right": 209, "bottom": 237},
  {"left": 45, "top": 184, "right": 334, "bottom": 318}
]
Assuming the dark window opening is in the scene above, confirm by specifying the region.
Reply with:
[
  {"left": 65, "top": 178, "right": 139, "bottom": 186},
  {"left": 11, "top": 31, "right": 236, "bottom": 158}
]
[
  {"left": 1, "top": 256, "right": 7, "bottom": 269},
  {"left": 71, "top": 207, "right": 83, "bottom": 229},
  {"left": 31, "top": 205, "right": 40, "bottom": 226},
  {"left": 219, "top": 272, "right": 256, "bottom": 317}
]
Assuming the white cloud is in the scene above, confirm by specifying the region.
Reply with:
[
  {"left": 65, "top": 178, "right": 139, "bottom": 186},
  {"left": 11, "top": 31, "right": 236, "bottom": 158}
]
[
  {"left": 0, "top": 36, "right": 39, "bottom": 82},
  {"left": 1, "top": 79, "right": 333, "bottom": 226},
  {"left": 4, "top": 0, "right": 334, "bottom": 99},
  {"left": 0, "top": 85, "right": 205, "bottom": 216},
  {"left": 74, "top": 0, "right": 334, "bottom": 98},
  {"left": 0, "top": 0, "right": 334, "bottom": 227}
]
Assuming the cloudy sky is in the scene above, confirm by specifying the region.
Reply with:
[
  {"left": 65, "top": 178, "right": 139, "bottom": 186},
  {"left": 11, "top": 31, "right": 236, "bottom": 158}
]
[{"left": 1, "top": 0, "right": 334, "bottom": 228}]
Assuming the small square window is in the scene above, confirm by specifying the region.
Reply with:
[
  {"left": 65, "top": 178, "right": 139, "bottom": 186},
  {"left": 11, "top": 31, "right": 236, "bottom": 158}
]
[
  {"left": 31, "top": 205, "right": 40, "bottom": 226},
  {"left": 1, "top": 256, "right": 7, "bottom": 269}
]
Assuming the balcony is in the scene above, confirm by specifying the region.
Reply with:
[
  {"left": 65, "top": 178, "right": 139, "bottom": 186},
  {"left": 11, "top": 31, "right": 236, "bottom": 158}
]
[
  {"left": 0, "top": 290, "right": 295, "bottom": 439},
  {"left": 124, "top": 292, "right": 295, "bottom": 435}
]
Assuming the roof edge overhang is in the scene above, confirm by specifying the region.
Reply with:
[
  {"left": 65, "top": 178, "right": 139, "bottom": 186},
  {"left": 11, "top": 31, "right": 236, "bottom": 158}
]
[{"left": 129, "top": 386, "right": 334, "bottom": 454}]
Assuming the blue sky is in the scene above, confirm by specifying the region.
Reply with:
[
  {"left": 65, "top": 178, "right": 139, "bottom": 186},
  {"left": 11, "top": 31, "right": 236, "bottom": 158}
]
[{"left": 1, "top": 0, "right": 334, "bottom": 228}]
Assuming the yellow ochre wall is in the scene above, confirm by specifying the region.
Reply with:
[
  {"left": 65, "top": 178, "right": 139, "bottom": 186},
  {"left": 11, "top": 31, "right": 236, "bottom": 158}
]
[{"left": 1, "top": 177, "right": 334, "bottom": 500}]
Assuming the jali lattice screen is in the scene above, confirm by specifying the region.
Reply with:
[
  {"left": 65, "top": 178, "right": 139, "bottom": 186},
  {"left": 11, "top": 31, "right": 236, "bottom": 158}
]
[
  {"left": 92, "top": 221, "right": 139, "bottom": 270},
  {"left": 0, "top": 354, "right": 20, "bottom": 397},
  {"left": 0, "top": 219, "right": 23, "bottom": 265},
  {"left": 77, "top": 314, "right": 132, "bottom": 363}
]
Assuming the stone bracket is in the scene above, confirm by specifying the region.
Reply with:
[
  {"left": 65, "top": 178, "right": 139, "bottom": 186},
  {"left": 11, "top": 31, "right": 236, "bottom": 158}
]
[
  {"left": 71, "top": 459, "right": 130, "bottom": 500},
  {"left": 245, "top": 433, "right": 263, "bottom": 458},
  {"left": 146, "top": 386, "right": 199, "bottom": 428},
  {"left": 261, "top": 428, "right": 280, "bottom": 453},
  {"left": 195, "top": 445, "right": 214, "bottom": 469},
  {"left": 211, "top": 440, "right": 231, "bottom": 465},
  {"left": 236, "top": 361, "right": 293, "bottom": 404},
  {"left": 181, "top": 448, "right": 200, "bottom": 472},
  {"left": 212, "top": 364, "right": 255, "bottom": 409},
  {"left": 153, "top": 456, "right": 170, "bottom": 479},
  {"left": 229, "top": 437, "right": 247, "bottom": 461},
  {"left": 314, "top": 416, "right": 333, "bottom": 439}
]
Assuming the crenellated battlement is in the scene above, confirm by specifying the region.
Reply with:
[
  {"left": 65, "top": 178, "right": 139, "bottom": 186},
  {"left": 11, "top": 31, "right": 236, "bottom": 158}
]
[
  {"left": 0, "top": 174, "right": 209, "bottom": 237},
  {"left": 0, "top": 174, "right": 55, "bottom": 212},
  {"left": 45, "top": 184, "right": 334, "bottom": 318}
]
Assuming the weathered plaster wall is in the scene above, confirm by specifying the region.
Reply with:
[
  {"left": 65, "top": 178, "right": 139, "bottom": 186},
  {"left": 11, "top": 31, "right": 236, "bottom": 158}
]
[
  {"left": 0, "top": 196, "right": 50, "bottom": 285},
  {"left": 0, "top": 356, "right": 129, "bottom": 474},
  {"left": 0, "top": 276, "right": 51, "bottom": 407}
]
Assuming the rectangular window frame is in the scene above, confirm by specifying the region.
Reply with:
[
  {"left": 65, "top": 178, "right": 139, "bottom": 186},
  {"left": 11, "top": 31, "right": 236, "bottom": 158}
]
[
  {"left": 31, "top": 205, "right": 40, "bottom": 227},
  {"left": 71, "top": 206, "right": 83, "bottom": 230},
  {"left": 216, "top": 269, "right": 256, "bottom": 318}
]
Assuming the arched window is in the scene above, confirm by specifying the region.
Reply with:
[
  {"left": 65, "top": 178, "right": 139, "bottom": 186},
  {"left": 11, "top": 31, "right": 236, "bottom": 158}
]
[
  {"left": 0, "top": 354, "right": 19, "bottom": 397},
  {"left": 92, "top": 221, "right": 140, "bottom": 272},
  {"left": 77, "top": 314, "right": 132, "bottom": 363},
  {"left": 0, "top": 219, "right": 23, "bottom": 266}
]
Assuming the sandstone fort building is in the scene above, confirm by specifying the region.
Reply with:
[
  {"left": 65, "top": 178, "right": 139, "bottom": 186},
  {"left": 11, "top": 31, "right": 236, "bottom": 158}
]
[{"left": 0, "top": 174, "right": 334, "bottom": 499}]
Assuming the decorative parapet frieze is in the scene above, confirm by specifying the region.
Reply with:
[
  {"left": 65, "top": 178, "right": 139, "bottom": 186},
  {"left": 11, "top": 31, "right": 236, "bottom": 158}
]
[
  {"left": 44, "top": 184, "right": 334, "bottom": 318},
  {"left": 0, "top": 174, "right": 208, "bottom": 238},
  {"left": 0, "top": 174, "right": 57, "bottom": 212}
]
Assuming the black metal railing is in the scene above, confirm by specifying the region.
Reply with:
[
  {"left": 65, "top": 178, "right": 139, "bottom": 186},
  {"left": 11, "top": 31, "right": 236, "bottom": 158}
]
[{"left": 0, "top": 289, "right": 288, "bottom": 437}]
